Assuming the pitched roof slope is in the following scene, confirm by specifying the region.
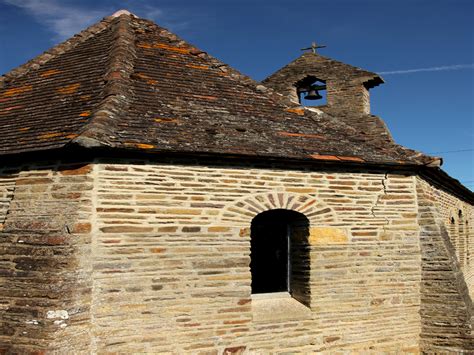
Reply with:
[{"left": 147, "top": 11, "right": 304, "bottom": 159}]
[
  {"left": 0, "top": 11, "right": 436, "bottom": 167},
  {"left": 0, "top": 17, "right": 114, "bottom": 154}
]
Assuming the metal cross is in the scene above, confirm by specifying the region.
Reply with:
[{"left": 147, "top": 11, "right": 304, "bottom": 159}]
[{"left": 301, "top": 41, "right": 326, "bottom": 54}]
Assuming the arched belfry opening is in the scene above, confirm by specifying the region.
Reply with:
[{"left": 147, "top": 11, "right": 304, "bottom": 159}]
[
  {"left": 295, "top": 76, "right": 327, "bottom": 107},
  {"left": 250, "top": 209, "right": 310, "bottom": 306}
]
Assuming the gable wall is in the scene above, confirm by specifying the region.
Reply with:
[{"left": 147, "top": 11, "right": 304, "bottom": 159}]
[{"left": 89, "top": 158, "right": 422, "bottom": 353}]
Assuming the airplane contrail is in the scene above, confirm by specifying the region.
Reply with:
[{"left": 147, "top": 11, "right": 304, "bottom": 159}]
[{"left": 379, "top": 64, "right": 474, "bottom": 75}]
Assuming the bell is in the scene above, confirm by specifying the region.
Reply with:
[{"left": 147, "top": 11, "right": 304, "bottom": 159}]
[{"left": 304, "top": 89, "right": 323, "bottom": 100}]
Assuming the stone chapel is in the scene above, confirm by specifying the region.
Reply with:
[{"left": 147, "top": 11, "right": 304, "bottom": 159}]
[{"left": 0, "top": 10, "right": 473, "bottom": 354}]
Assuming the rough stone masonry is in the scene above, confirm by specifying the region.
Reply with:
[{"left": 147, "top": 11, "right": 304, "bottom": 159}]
[{"left": 0, "top": 10, "right": 473, "bottom": 354}]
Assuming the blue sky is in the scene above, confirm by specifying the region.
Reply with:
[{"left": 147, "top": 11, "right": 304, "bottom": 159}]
[{"left": 1, "top": 0, "right": 473, "bottom": 187}]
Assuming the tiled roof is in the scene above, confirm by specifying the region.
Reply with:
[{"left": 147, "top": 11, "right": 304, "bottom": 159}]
[
  {"left": 0, "top": 11, "right": 438, "bottom": 167},
  {"left": 0, "top": 18, "right": 113, "bottom": 154}
]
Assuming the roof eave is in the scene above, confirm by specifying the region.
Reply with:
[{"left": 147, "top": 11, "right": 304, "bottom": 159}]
[{"left": 1, "top": 145, "right": 471, "bottom": 203}]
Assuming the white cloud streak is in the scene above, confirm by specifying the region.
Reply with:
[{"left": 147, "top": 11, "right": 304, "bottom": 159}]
[
  {"left": 3, "top": 0, "right": 106, "bottom": 40},
  {"left": 3, "top": 0, "right": 189, "bottom": 40},
  {"left": 124, "top": 1, "right": 189, "bottom": 32},
  {"left": 379, "top": 64, "right": 474, "bottom": 75}
]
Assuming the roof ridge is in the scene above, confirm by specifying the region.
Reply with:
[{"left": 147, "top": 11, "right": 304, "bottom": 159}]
[
  {"left": 183, "top": 43, "right": 370, "bottom": 139},
  {"left": 132, "top": 18, "right": 399, "bottom": 156},
  {"left": 0, "top": 15, "right": 115, "bottom": 88},
  {"left": 72, "top": 13, "right": 137, "bottom": 148},
  {"left": 134, "top": 17, "right": 304, "bottom": 110}
]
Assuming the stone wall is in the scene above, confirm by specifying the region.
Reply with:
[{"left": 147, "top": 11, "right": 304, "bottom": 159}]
[
  {"left": 89, "top": 159, "right": 421, "bottom": 353},
  {"left": 0, "top": 161, "right": 94, "bottom": 353},
  {"left": 0, "top": 168, "right": 17, "bottom": 230},
  {"left": 326, "top": 79, "right": 370, "bottom": 115},
  {"left": 418, "top": 178, "right": 473, "bottom": 297},
  {"left": 416, "top": 177, "right": 473, "bottom": 352},
  {"left": 2, "top": 157, "right": 473, "bottom": 353}
]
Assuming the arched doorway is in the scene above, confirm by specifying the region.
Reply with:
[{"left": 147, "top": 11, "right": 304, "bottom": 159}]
[{"left": 250, "top": 209, "right": 310, "bottom": 303}]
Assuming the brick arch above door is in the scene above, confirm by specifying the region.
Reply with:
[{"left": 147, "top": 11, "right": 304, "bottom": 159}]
[{"left": 217, "top": 192, "right": 337, "bottom": 227}]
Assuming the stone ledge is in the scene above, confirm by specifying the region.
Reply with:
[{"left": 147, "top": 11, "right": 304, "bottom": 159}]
[{"left": 251, "top": 292, "right": 312, "bottom": 323}]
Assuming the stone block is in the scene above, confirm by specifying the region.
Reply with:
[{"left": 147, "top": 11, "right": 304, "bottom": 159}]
[{"left": 309, "top": 227, "right": 348, "bottom": 244}]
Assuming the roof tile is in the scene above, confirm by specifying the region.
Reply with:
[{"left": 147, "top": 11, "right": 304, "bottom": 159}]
[{"left": 0, "top": 12, "right": 438, "bottom": 168}]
